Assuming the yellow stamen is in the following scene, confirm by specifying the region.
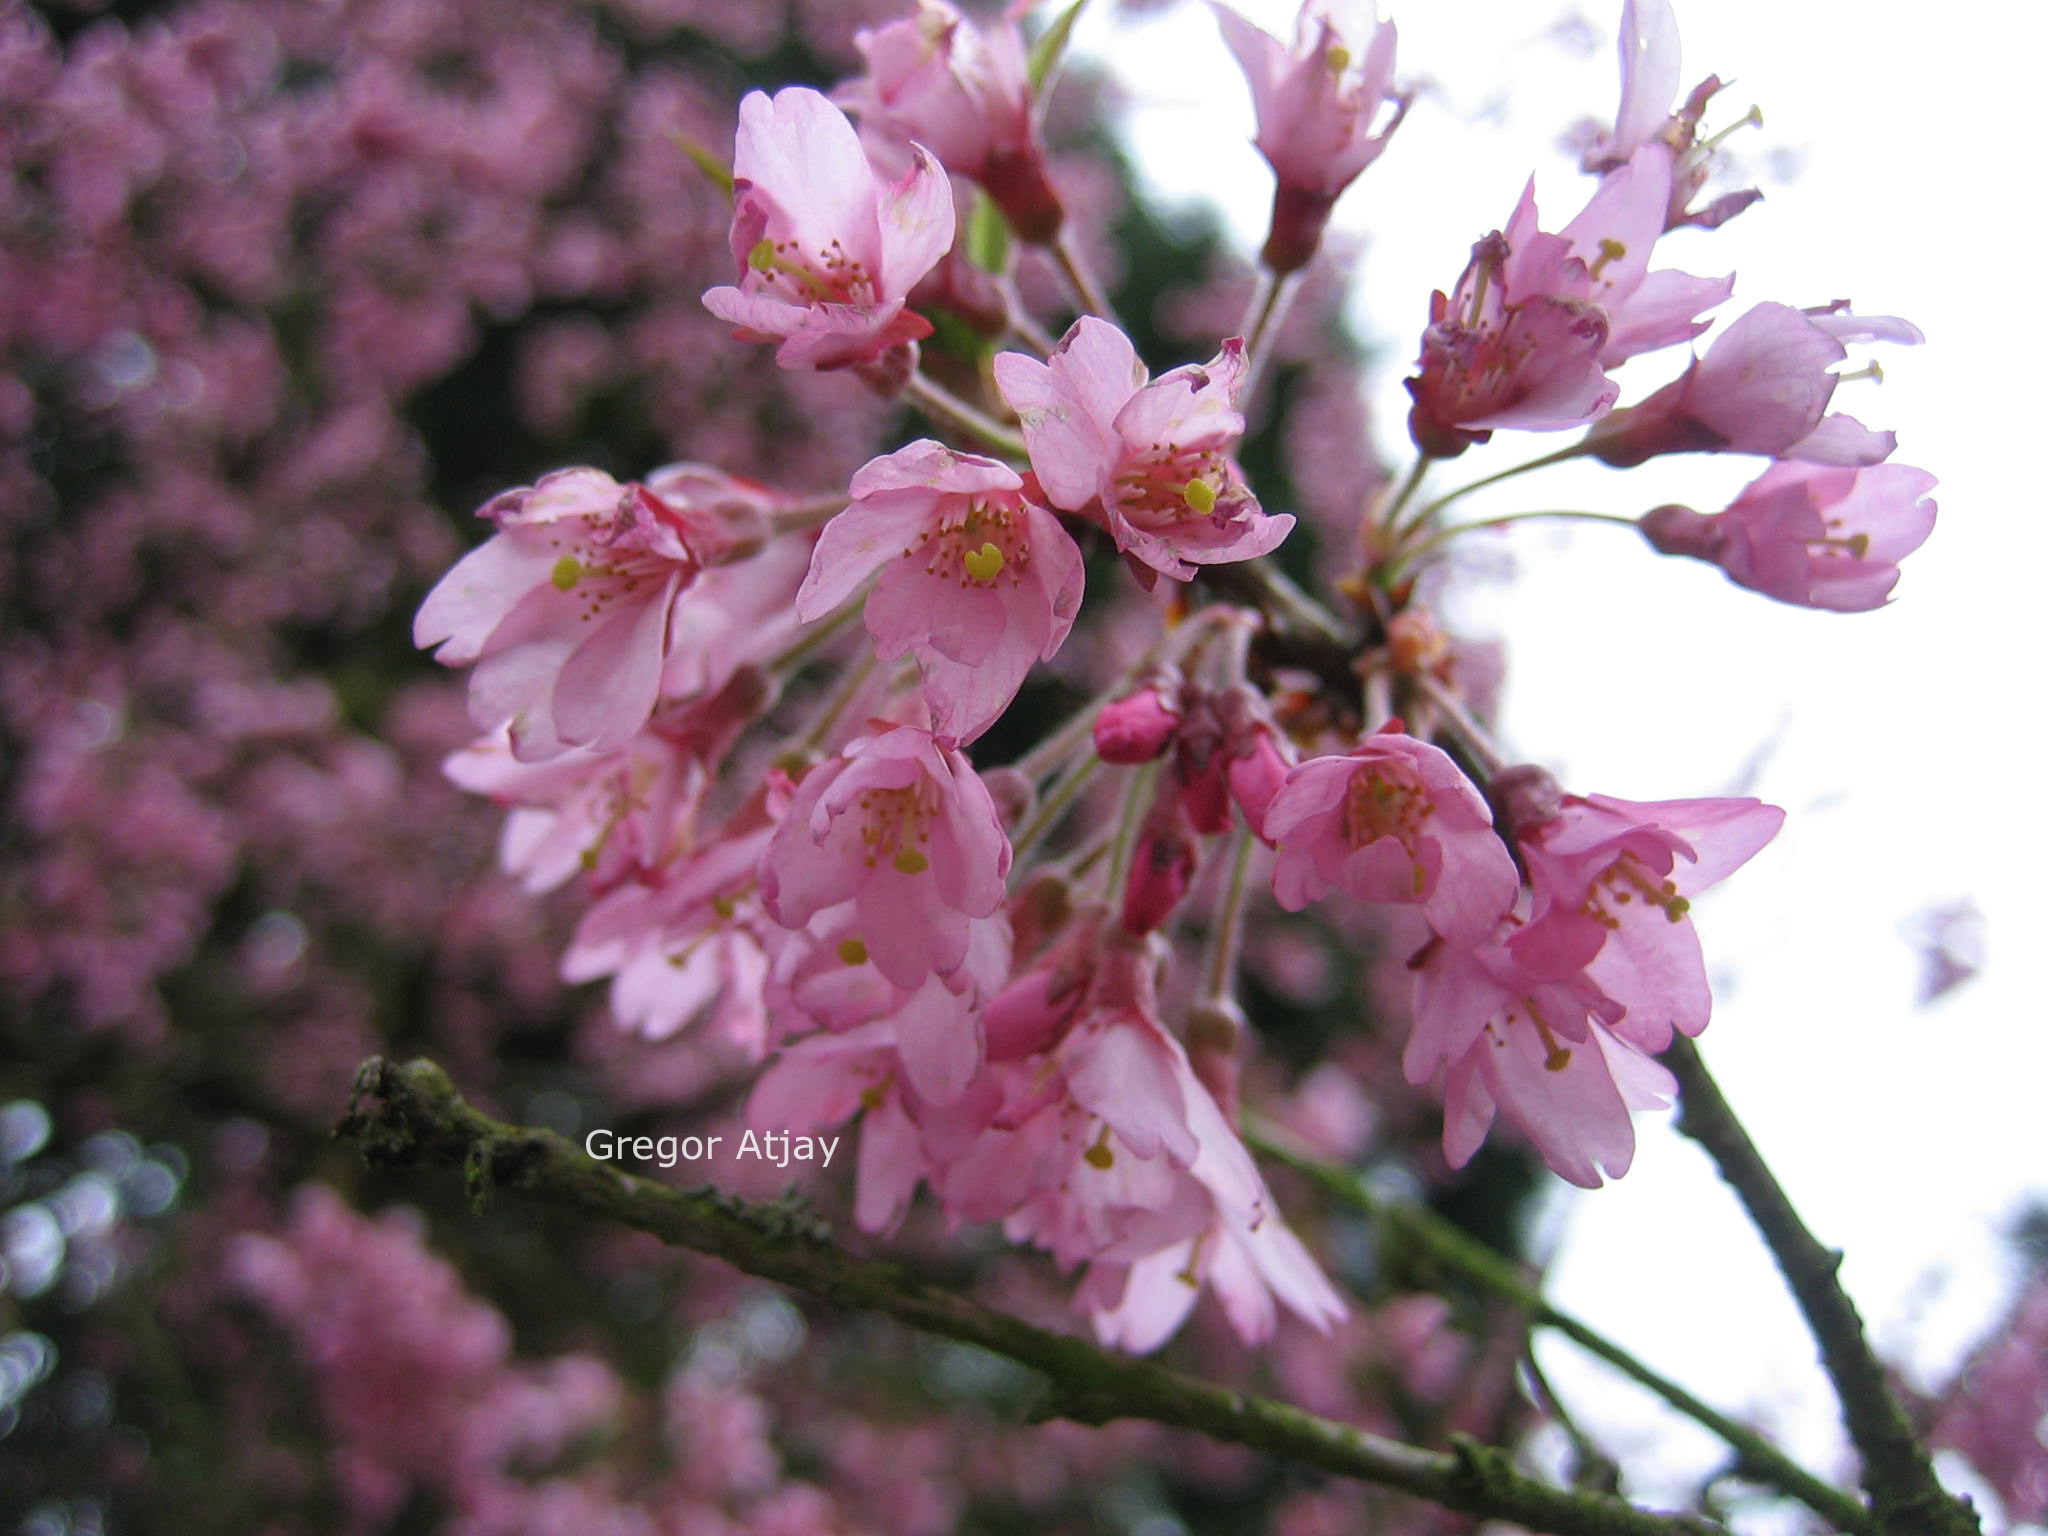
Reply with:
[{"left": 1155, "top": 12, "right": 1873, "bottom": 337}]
[
  {"left": 1083, "top": 1124, "right": 1115, "bottom": 1170},
  {"left": 963, "top": 542, "right": 1006, "bottom": 580},
  {"left": 1589, "top": 237, "right": 1627, "bottom": 281}
]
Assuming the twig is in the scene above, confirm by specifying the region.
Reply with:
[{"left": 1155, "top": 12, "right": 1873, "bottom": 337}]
[
  {"left": 1247, "top": 1123, "right": 1874, "bottom": 1534},
  {"left": 340, "top": 1056, "right": 1738, "bottom": 1536},
  {"left": 903, "top": 372, "right": 1030, "bottom": 458},
  {"left": 1665, "top": 1036, "right": 1980, "bottom": 1536}
]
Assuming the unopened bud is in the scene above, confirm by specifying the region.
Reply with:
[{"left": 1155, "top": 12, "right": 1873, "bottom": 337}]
[
  {"left": 1094, "top": 686, "right": 1182, "bottom": 764},
  {"left": 1638, "top": 504, "right": 1723, "bottom": 560},
  {"left": 1492, "top": 762, "right": 1565, "bottom": 840}
]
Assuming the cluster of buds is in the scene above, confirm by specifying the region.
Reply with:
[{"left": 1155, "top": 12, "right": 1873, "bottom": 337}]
[{"left": 416, "top": 0, "right": 1933, "bottom": 1348}]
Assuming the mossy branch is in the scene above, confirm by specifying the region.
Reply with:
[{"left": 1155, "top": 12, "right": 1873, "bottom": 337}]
[
  {"left": 340, "top": 1055, "right": 1735, "bottom": 1536},
  {"left": 1248, "top": 1122, "right": 1872, "bottom": 1533}
]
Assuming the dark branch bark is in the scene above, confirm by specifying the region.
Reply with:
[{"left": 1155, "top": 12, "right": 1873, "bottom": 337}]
[
  {"left": 1666, "top": 1035, "right": 1980, "bottom": 1536},
  {"left": 341, "top": 1055, "right": 1736, "bottom": 1536},
  {"left": 1249, "top": 1124, "right": 1874, "bottom": 1534}
]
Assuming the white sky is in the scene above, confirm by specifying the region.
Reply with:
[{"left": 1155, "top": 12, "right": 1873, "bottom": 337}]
[{"left": 1078, "top": 1, "right": 2048, "bottom": 1526}]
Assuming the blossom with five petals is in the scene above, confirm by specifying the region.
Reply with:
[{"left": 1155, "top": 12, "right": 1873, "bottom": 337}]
[
  {"left": 1408, "top": 930, "right": 1675, "bottom": 1188},
  {"left": 1508, "top": 790, "right": 1784, "bottom": 1050},
  {"left": 1265, "top": 730, "right": 1518, "bottom": 947},
  {"left": 702, "top": 87, "right": 954, "bottom": 373},
  {"left": 759, "top": 725, "right": 1011, "bottom": 989},
  {"left": 415, "top": 467, "right": 763, "bottom": 762},
  {"left": 796, "top": 440, "right": 1084, "bottom": 746},
  {"left": 994, "top": 318, "right": 1293, "bottom": 582}
]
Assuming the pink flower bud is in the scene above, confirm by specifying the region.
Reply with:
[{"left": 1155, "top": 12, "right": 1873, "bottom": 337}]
[{"left": 1094, "top": 686, "right": 1182, "bottom": 764}]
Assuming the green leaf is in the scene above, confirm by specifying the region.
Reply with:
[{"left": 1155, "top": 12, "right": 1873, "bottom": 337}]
[
  {"left": 1027, "top": 0, "right": 1088, "bottom": 92},
  {"left": 965, "top": 188, "right": 1011, "bottom": 273}
]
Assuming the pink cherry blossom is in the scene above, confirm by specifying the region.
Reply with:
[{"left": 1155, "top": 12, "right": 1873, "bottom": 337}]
[
  {"left": 1640, "top": 461, "right": 1938, "bottom": 612},
  {"left": 796, "top": 440, "right": 1084, "bottom": 746},
  {"left": 1582, "top": 0, "right": 1761, "bottom": 231},
  {"left": 1264, "top": 730, "right": 1518, "bottom": 947},
  {"left": 838, "top": 0, "right": 1064, "bottom": 243},
  {"left": 1508, "top": 147, "right": 1732, "bottom": 367},
  {"left": 559, "top": 787, "right": 783, "bottom": 1054},
  {"left": 1211, "top": 0, "right": 1406, "bottom": 273},
  {"left": 1587, "top": 301, "right": 1923, "bottom": 468},
  {"left": 702, "top": 87, "right": 954, "bottom": 373},
  {"left": 1405, "top": 231, "right": 1617, "bottom": 458},
  {"left": 1509, "top": 791, "right": 1783, "bottom": 1050},
  {"left": 414, "top": 468, "right": 729, "bottom": 762},
  {"left": 758, "top": 725, "right": 1011, "bottom": 990},
  {"left": 994, "top": 318, "right": 1293, "bottom": 582},
  {"left": 442, "top": 727, "right": 702, "bottom": 896},
  {"left": 1409, "top": 931, "right": 1674, "bottom": 1188},
  {"left": 746, "top": 1020, "right": 930, "bottom": 1232},
  {"left": 936, "top": 928, "right": 1343, "bottom": 1349},
  {"left": 766, "top": 899, "right": 1011, "bottom": 1103}
]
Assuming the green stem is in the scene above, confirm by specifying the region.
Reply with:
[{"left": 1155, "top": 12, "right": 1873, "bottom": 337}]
[
  {"left": 765, "top": 593, "right": 865, "bottom": 675},
  {"left": 797, "top": 647, "right": 879, "bottom": 755},
  {"left": 1665, "top": 1037, "right": 1980, "bottom": 1536},
  {"left": 1103, "top": 759, "right": 1160, "bottom": 899},
  {"left": 1008, "top": 754, "right": 1101, "bottom": 870},
  {"left": 1388, "top": 509, "right": 1641, "bottom": 582},
  {"left": 904, "top": 372, "right": 1029, "bottom": 458},
  {"left": 1397, "top": 442, "right": 1591, "bottom": 540},
  {"left": 1246, "top": 1124, "right": 1873, "bottom": 1534},
  {"left": 341, "top": 1057, "right": 1740, "bottom": 1536},
  {"left": 1048, "top": 229, "right": 1119, "bottom": 327},
  {"left": 1407, "top": 670, "right": 1507, "bottom": 778},
  {"left": 1374, "top": 455, "right": 1431, "bottom": 540},
  {"left": 1202, "top": 825, "right": 1258, "bottom": 1002}
]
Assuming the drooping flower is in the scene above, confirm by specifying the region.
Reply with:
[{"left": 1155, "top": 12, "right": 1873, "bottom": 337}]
[
  {"left": 441, "top": 727, "right": 703, "bottom": 897},
  {"left": 838, "top": 0, "right": 1064, "bottom": 242},
  {"left": 994, "top": 318, "right": 1293, "bottom": 582},
  {"left": 795, "top": 440, "right": 1084, "bottom": 746},
  {"left": 758, "top": 725, "right": 1011, "bottom": 989},
  {"left": 1265, "top": 730, "right": 1518, "bottom": 947},
  {"left": 1211, "top": 0, "right": 1406, "bottom": 273},
  {"left": 1408, "top": 930, "right": 1674, "bottom": 1188},
  {"left": 766, "top": 899, "right": 1012, "bottom": 1104},
  {"left": 1508, "top": 790, "right": 1784, "bottom": 1049},
  {"left": 1639, "top": 461, "right": 1938, "bottom": 611},
  {"left": 702, "top": 87, "right": 954, "bottom": 373},
  {"left": 415, "top": 467, "right": 752, "bottom": 762},
  {"left": 937, "top": 927, "right": 1345, "bottom": 1350},
  {"left": 1586, "top": 301, "right": 1922, "bottom": 468},
  {"left": 558, "top": 784, "right": 784, "bottom": 1055}
]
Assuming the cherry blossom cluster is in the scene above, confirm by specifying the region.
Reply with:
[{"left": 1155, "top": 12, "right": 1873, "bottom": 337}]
[{"left": 419, "top": 0, "right": 1935, "bottom": 1350}]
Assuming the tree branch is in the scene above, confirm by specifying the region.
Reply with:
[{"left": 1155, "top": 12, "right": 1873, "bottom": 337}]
[
  {"left": 1248, "top": 1123, "right": 1873, "bottom": 1534},
  {"left": 340, "top": 1056, "right": 1736, "bottom": 1536},
  {"left": 1665, "top": 1035, "right": 1980, "bottom": 1536}
]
